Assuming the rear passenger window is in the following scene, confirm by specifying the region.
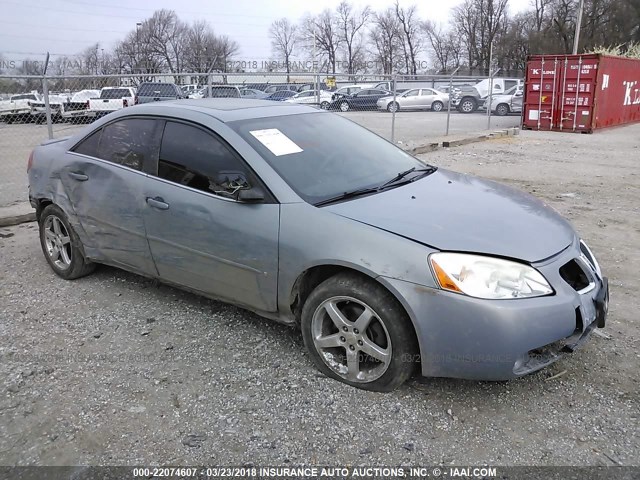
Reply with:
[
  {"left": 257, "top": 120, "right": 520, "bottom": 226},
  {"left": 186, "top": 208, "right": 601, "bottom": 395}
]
[
  {"left": 73, "top": 129, "right": 102, "bottom": 157},
  {"left": 157, "top": 122, "right": 250, "bottom": 197},
  {"left": 97, "top": 118, "right": 160, "bottom": 171}
]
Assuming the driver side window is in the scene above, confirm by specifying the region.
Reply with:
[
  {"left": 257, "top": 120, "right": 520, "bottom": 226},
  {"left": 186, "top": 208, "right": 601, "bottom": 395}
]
[
  {"left": 404, "top": 89, "right": 419, "bottom": 97},
  {"left": 156, "top": 122, "right": 251, "bottom": 198}
]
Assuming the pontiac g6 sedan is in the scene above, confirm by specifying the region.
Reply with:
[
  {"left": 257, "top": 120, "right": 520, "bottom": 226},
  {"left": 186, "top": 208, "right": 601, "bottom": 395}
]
[{"left": 28, "top": 99, "right": 609, "bottom": 391}]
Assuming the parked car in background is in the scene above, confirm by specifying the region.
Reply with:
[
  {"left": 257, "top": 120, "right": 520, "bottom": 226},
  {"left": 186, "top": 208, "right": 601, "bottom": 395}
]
[
  {"left": 451, "top": 78, "right": 523, "bottom": 113},
  {"left": 28, "top": 99, "right": 608, "bottom": 392},
  {"left": 377, "top": 88, "right": 449, "bottom": 112},
  {"left": 87, "top": 87, "right": 136, "bottom": 118},
  {"left": 0, "top": 93, "right": 41, "bottom": 123},
  {"left": 29, "top": 94, "right": 71, "bottom": 123},
  {"left": 490, "top": 85, "right": 524, "bottom": 116},
  {"left": 328, "top": 89, "right": 392, "bottom": 112},
  {"left": 331, "top": 84, "right": 373, "bottom": 100},
  {"left": 263, "top": 84, "right": 300, "bottom": 94},
  {"left": 265, "top": 90, "right": 297, "bottom": 101},
  {"left": 240, "top": 88, "right": 269, "bottom": 99},
  {"left": 180, "top": 84, "right": 200, "bottom": 96},
  {"left": 136, "top": 83, "right": 185, "bottom": 104},
  {"left": 285, "top": 90, "right": 333, "bottom": 109},
  {"left": 62, "top": 90, "right": 101, "bottom": 121}
]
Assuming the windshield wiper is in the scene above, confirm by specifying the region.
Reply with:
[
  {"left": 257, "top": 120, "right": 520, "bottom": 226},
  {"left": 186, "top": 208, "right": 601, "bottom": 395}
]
[
  {"left": 314, "top": 166, "right": 437, "bottom": 207},
  {"left": 379, "top": 166, "right": 437, "bottom": 189},
  {"left": 314, "top": 186, "right": 381, "bottom": 207}
]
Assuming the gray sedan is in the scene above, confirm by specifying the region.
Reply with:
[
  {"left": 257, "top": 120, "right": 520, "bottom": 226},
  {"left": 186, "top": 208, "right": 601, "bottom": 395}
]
[{"left": 28, "top": 99, "right": 608, "bottom": 391}]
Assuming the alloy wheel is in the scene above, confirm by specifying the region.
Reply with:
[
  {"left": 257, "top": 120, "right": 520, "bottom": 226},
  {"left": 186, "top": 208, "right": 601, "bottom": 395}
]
[
  {"left": 311, "top": 296, "right": 392, "bottom": 383},
  {"left": 43, "top": 215, "right": 72, "bottom": 270}
]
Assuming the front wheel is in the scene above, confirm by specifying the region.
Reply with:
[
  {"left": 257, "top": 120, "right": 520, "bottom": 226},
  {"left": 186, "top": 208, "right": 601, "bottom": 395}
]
[
  {"left": 431, "top": 100, "right": 444, "bottom": 112},
  {"left": 387, "top": 101, "right": 399, "bottom": 113},
  {"left": 495, "top": 103, "right": 509, "bottom": 116},
  {"left": 39, "top": 204, "right": 96, "bottom": 280},
  {"left": 339, "top": 101, "right": 350, "bottom": 112},
  {"left": 301, "top": 273, "right": 417, "bottom": 392},
  {"left": 320, "top": 101, "right": 330, "bottom": 110}
]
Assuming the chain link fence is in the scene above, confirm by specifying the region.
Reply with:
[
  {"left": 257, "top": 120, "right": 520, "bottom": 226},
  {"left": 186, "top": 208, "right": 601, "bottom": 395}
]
[{"left": 0, "top": 72, "right": 523, "bottom": 207}]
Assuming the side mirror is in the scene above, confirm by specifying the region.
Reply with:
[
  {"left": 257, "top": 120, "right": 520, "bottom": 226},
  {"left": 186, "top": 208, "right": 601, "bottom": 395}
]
[
  {"left": 238, "top": 186, "right": 265, "bottom": 202},
  {"left": 515, "top": 91, "right": 523, "bottom": 97}
]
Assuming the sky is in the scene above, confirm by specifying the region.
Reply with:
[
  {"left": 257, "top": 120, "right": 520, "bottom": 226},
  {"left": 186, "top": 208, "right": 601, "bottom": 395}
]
[{"left": 1, "top": 0, "right": 532, "bottom": 65}]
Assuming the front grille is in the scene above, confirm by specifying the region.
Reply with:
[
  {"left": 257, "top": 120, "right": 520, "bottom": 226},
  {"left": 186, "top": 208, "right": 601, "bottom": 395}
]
[{"left": 559, "top": 259, "right": 590, "bottom": 291}]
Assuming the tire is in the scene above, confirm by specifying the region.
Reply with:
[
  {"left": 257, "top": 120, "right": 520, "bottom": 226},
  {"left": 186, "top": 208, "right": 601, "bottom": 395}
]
[
  {"left": 431, "top": 100, "right": 444, "bottom": 112},
  {"left": 387, "top": 101, "right": 399, "bottom": 113},
  {"left": 457, "top": 98, "right": 477, "bottom": 113},
  {"left": 495, "top": 103, "right": 510, "bottom": 116},
  {"left": 39, "top": 204, "right": 96, "bottom": 280},
  {"left": 301, "top": 272, "right": 417, "bottom": 392},
  {"left": 320, "top": 101, "right": 330, "bottom": 110},
  {"left": 339, "top": 101, "right": 350, "bottom": 112}
]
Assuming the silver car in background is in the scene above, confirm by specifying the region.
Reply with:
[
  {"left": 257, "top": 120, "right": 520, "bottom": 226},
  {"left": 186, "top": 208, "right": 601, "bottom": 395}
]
[
  {"left": 27, "top": 99, "right": 608, "bottom": 391},
  {"left": 377, "top": 88, "right": 449, "bottom": 113},
  {"left": 491, "top": 85, "right": 524, "bottom": 116}
]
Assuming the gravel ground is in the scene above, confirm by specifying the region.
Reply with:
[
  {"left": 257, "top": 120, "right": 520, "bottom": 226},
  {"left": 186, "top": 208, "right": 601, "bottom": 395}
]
[{"left": 0, "top": 124, "right": 638, "bottom": 467}]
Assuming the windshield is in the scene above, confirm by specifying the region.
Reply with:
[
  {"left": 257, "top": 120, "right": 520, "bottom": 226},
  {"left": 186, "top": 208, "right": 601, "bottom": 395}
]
[
  {"left": 100, "top": 89, "right": 131, "bottom": 99},
  {"left": 207, "top": 87, "right": 239, "bottom": 98},
  {"left": 230, "top": 112, "right": 428, "bottom": 205}
]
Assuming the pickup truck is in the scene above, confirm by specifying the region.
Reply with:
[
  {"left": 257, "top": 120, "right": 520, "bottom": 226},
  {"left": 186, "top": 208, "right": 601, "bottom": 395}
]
[
  {"left": 87, "top": 87, "right": 136, "bottom": 118},
  {"left": 0, "top": 93, "right": 41, "bottom": 123},
  {"left": 29, "top": 90, "right": 100, "bottom": 123}
]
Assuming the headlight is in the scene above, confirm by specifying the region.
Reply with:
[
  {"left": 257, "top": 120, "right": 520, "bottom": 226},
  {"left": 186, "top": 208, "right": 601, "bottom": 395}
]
[{"left": 429, "top": 253, "right": 553, "bottom": 300}]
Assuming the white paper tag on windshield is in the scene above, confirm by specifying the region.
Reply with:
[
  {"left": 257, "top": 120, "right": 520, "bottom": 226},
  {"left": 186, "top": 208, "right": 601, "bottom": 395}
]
[{"left": 250, "top": 128, "right": 303, "bottom": 156}]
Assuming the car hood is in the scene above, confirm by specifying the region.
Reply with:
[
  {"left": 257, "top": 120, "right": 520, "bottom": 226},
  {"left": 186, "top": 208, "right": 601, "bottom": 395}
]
[{"left": 325, "top": 169, "right": 575, "bottom": 263}]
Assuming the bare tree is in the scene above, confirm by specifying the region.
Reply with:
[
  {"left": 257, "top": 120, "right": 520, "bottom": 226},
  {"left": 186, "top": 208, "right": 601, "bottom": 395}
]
[
  {"left": 423, "top": 22, "right": 462, "bottom": 73},
  {"left": 143, "top": 9, "right": 188, "bottom": 80},
  {"left": 369, "top": 8, "right": 403, "bottom": 74},
  {"left": 301, "top": 10, "right": 341, "bottom": 73},
  {"left": 395, "top": 1, "right": 422, "bottom": 75},
  {"left": 336, "top": 1, "right": 372, "bottom": 74},
  {"left": 269, "top": 18, "right": 297, "bottom": 81},
  {"left": 452, "top": 0, "right": 509, "bottom": 73}
]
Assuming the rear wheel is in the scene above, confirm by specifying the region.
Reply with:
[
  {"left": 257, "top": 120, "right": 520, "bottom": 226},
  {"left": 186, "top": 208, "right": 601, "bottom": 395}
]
[
  {"left": 457, "top": 98, "right": 477, "bottom": 113},
  {"left": 387, "top": 101, "right": 399, "bottom": 113},
  {"left": 301, "top": 273, "right": 417, "bottom": 392},
  {"left": 495, "top": 103, "right": 510, "bottom": 116},
  {"left": 39, "top": 204, "right": 95, "bottom": 280},
  {"left": 431, "top": 100, "right": 444, "bottom": 112},
  {"left": 320, "top": 101, "right": 330, "bottom": 110}
]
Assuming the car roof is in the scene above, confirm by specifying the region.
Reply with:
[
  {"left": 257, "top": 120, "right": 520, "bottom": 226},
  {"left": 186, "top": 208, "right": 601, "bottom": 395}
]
[{"left": 123, "top": 98, "right": 321, "bottom": 122}]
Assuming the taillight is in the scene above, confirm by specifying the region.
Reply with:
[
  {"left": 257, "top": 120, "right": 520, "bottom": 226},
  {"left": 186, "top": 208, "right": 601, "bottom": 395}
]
[
  {"left": 134, "top": 96, "right": 139, "bottom": 105},
  {"left": 123, "top": 98, "right": 128, "bottom": 107},
  {"left": 86, "top": 100, "right": 90, "bottom": 109},
  {"left": 27, "top": 150, "right": 34, "bottom": 173}
]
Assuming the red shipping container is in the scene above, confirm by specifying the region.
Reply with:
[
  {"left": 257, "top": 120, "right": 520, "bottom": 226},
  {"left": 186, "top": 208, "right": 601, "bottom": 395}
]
[{"left": 522, "top": 54, "right": 640, "bottom": 133}]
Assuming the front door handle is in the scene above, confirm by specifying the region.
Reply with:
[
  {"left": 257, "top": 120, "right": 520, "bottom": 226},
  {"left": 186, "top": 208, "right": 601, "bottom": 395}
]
[
  {"left": 69, "top": 172, "right": 88, "bottom": 181},
  {"left": 146, "top": 196, "right": 170, "bottom": 210}
]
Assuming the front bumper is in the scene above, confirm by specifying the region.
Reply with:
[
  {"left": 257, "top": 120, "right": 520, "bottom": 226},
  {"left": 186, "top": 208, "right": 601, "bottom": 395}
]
[{"left": 379, "top": 239, "right": 608, "bottom": 380}]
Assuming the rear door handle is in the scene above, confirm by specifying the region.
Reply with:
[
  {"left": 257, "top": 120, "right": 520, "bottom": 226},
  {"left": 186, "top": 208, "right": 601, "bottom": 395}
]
[
  {"left": 69, "top": 172, "right": 88, "bottom": 181},
  {"left": 146, "top": 196, "right": 170, "bottom": 210}
]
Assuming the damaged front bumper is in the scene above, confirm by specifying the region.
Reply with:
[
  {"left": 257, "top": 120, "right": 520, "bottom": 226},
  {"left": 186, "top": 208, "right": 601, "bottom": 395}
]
[{"left": 379, "top": 239, "right": 608, "bottom": 381}]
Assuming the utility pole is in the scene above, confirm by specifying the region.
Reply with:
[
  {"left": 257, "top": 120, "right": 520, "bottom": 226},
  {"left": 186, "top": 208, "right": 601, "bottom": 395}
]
[{"left": 572, "top": 0, "right": 585, "bottom": 54}]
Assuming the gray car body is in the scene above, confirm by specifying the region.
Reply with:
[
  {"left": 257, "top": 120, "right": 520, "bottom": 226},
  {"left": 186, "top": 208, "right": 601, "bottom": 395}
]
[{"left": 28, "top": 99, "right": 606, "bottom": 381}]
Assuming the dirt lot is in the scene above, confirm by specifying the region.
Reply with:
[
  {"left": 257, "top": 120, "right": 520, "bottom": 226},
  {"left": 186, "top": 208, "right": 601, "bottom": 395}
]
[{"left": 0, "top": 124, "right": 638, "bottom": 467}]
